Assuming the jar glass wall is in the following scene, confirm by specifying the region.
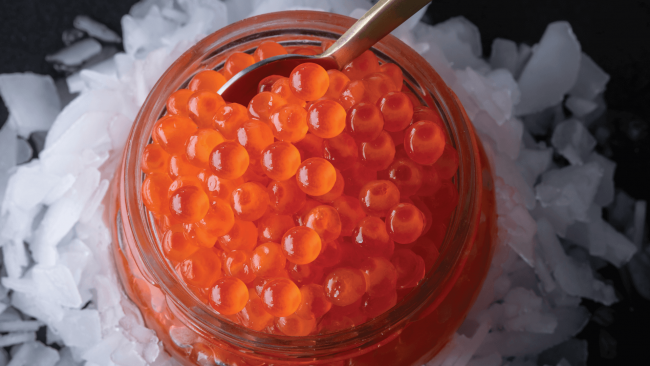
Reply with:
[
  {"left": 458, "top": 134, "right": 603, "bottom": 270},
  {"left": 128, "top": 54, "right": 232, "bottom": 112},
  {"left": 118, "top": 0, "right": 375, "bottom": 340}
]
[{"left": 108, "top": 11, "right": 497, "bottom": 366}]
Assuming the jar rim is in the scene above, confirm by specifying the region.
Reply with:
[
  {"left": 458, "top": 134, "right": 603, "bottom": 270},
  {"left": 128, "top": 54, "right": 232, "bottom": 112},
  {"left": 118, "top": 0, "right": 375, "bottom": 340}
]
[{"left": 120, "top": 10, "right": 483, "bottom": 360}]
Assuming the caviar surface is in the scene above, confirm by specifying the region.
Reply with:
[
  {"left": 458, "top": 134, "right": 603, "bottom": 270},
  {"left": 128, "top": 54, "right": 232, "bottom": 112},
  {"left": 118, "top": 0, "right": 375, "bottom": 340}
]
[{"left": 141, "top": 41, "right": 458, "bottom": 336}]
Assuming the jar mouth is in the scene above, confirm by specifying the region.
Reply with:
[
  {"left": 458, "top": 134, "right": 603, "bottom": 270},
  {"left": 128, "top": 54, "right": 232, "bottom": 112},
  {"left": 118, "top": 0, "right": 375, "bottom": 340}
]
[{"left": 121, "top": 10, "right": 482, "bottom": 360}]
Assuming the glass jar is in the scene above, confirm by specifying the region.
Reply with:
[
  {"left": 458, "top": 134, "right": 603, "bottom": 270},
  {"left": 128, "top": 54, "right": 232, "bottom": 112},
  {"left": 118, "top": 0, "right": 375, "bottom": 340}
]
[{"left": 107, "top": 11, "right": 497, "bottom": 366}]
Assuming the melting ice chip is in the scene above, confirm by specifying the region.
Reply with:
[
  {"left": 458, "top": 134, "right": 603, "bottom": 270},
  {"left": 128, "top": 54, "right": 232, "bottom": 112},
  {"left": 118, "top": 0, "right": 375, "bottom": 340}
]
[
  {"left": 73, "top": 15, "right": 122, "bottom": 43},
  {"left": 551, "top": 119, "right": 597, "bottom": 165},
  {"left": 489, "top": 38, "right": 518, "bottom": 75},
  {"left": 569, "top": 53, "right": 610, "bottom": 100},
  {"left": 516, "top": 22, "right": 581, "bottom": 116}
]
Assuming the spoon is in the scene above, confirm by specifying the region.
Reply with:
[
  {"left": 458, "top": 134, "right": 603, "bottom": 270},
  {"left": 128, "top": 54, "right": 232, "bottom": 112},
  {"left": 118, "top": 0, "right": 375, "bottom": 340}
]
[{"left": 218, "top": 0, "right": 432, "bottom": 105}]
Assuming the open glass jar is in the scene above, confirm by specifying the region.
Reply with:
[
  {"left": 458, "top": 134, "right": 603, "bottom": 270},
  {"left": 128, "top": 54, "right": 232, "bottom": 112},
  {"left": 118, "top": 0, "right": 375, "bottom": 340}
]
[{"left": 108, "top": 11, "right": 497, "bottom": 366}]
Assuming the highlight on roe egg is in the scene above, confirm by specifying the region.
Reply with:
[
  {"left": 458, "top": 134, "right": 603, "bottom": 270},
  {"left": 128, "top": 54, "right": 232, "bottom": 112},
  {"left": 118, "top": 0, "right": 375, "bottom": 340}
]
[
  {"left": 323, "top": 69, "right": 350, "bottom": 100},
  {"left": 281, "top": 226, "right": 322, "bottom": 265},
  {"left": 209, "top": 277, "right": 249, "bottom": 315},
  {"left": 404, "top": 120, "right": 446, "bottom": 165},
  {"left": 352, "top": 216, "right": 392, "bottom": 255},
  {"left": 380, "top": 157, "right": 423, "bottom": 197},
  {"left": 276, "top": 313, "right": 316, "bottom": 336},
  {"left": 346, "top": 102, "right": 384, "bottom": 142},
  {"left": 322, "top": 267, "right": 366, "bottom": 306},
  {"left": 153, "top": 115, "right": 197, "bottom": 155},
  {"left": 258, "top": 213, "right": 295, "bottom": 243},
  {"left": 288, "top": 262, "right": 324, "bottom": 285},
  {"left": 322, "top": 132, "right": 358, "bottom": 171},
  {"left": 162, "top": 227, "right": 199, "bottom": 262},
  {"left": 230, "top": 182, "right": 270, "bottom": 221},
  {"left": 189, "top": 70, "right": 227, "bottom": 93},
  {"left": 306, "top": 99, "right": 346, "bottom": 138},
  {"left": 253, "top": 41, "right": 287, "bottom": 62},
  {"left": 188, "top": 91, "right": 226, "bottom": 128},
  {"left": 258, "top": 75, "right": 284, "bottom": 93},
  {"left": 271, "top": 77, "right": 306, "bottom": 106},
  {"left": 303, "top": 205, "right": 342, "bottom": 242},
  {"left": 289, "top": 62, "right": 329, "bottom": 101},
  {"left": 267, "top": 178, "right": 306, "bottom": 215},
  {"left": 269, "top": 104, "right": 309, "bottom": 142},
  {"left": 209, "top": 141, "right": 249, "bottom": 180},
  {"left": 248, "top": 91, "right": 288, "bottom": 121},
  {"left": 142, "top": 173, "right": 172, "bottom": 215},
  {"left": 186, "top": 129, "right": 225, "bottom": 167},
  {"left": 338, "top": 80, "right": 367, "bottom": 111},
  {"left": 141, "top": 143, "right": 170, "bottom": 174},
  {"left": 260, "top": 277, "right": 302, "bottom": 317},
  {"left": 199, "top": 171, "right": 241, "bottom": 202},
  {"left": 166, "top": 89, "right": 192, "bottom": 116},
  {"left": 260, "top": 141, "right": 301, "bottom": 181},
  {"left": 213, "top": 103, "right": 248, "bottom": 139},
  {"left": 386, "top": 203, "right": 425, "bottom": 244},
  {"left": 237, "top": 119, "right": 275, "bottom": 156},
  {"left": 223, "top": 52, "right": 255, "bottom": 79},
  {"left": 341, "top": 50, "right": 380, "bottom": 80},
  {"left": 169, "top": 185, "right": 210, "bottom": 224},
  {"left": 295, "top": 157, "right": 337, "bottom": 196},
  {"left": 169, "top": 154, "right": 203, "bottom": 179},
  {"left": 359, "top": 130, "right": 396, "bottom": 171},
  {"left": 377, "top": 91, "right": 414, "bottom": 132},
  {"left": 217, "top": 219, "right": 257, "bottom": 252},
  {"left": 359, "top": 180, "right": 400, "bottom": 217},
  {"left": 251, "top": 242, "right": 287, "bottom": 277}
]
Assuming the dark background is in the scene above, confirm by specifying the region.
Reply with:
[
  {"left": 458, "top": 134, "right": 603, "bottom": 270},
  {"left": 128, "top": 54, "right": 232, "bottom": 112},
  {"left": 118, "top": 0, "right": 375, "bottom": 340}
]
[{"left": 0, "top": 1, "right": 648, "bottom": 365}]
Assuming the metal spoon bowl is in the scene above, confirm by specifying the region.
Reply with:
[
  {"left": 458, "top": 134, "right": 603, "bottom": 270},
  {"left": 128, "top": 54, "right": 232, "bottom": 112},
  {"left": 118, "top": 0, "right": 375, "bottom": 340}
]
[{"left": 218, "top": 0, "right": 432, "bottom": 105}]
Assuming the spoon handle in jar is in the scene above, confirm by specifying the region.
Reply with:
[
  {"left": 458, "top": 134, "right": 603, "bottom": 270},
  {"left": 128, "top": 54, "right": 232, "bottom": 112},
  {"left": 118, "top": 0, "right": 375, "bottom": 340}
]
[{"left": 321, "top": 0, "right": 432, "bottom": 68}]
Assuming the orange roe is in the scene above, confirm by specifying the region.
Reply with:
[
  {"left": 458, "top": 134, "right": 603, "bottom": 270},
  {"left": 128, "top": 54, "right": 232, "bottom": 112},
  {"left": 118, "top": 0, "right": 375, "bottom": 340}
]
[
  {"left": 362, "top": 72, "right": 398, "bottom": 104},
  {"left": 153, "top": 115, "right": 197, "bottom": 155},
  {"left": 296, "top": 284, "right": 332, "bottom": 320},
  {"left": 281, "top": 226, "right": 322, "bottom": 264},
  {"left": 289, "top": 63, "right": 329, "bottom": 101},
  {"left": 362, "top": 291, "right": 397, "bottom": 319},
  {"left": 166, "top": 89, "right": 193, "bottom": 116},
  {"left": 248, "top": 91, "right": 288, "bottom": 121},
  {"left": 332, "top": 195, "right": 366, "bottom": 237},
  {"left": 179, "top": 248, "right": 222, "bottom": 288},
  {"left": 380, "top": 157, "right": 423, "bottom": 197},
  {"left": 386, "top": 203, "right": 424, "bottom": 244},
  {"left": 269, "top": 103, "right": 309, "bottom": 142},
  {"left": 267, "top": 178, "right": 307, "bottom": 215},
  {"left": 209, "top": 141, "right": 249, "bottom": 180},
  {"left": 213, "top": 103, "right": 248, "bottom": 138},
  {"left": 342, "top": 161, "right": 377, "bottom": 197},
  {"left": 223, "top": 52, "right": 255, "bottom": 80},
  {"left": 258, "top": 213, "right": 295, "bottom": 243},
  {"left": 434, "top": 144, "right": 459, "bottom": 179},
  {"left": 253, "top": 41, "right": 287, "bottom": 62},
  {"left": 271, "top": 77, "right": 306, "bottom": 106},
  {"left": 338, "top": 80, "right": 368, "bottom": 111},
  {"left": 341, "top": 50, "right": 380, "bottom": 80},
  {"left": 258, "top": 75, "right": 284, "bottom": 93},
  {"left": 359, "top": 130, "right": 396, "bottom": 171},
  {"left": 251, "top": 242, "right": 287, "bottom": 277},
  {"left": 295, "top": 157, "right": 337, "bottom": 196},
  {"left": 238, "top": 289, "right": 274, "bottom": 331},
  {"left": 293, "top": 133, "right": 323, "bottom": 160},
  {"left": 260, "top": 278, "right": 302, "bottom": 317},
  {"left": 303, "top": 205, "right": 342, "bottom": 242},
  {"left": 359, "top": 180, "right": 400, "bottom": 217},
  {"left": 352, "top": 216, "right": 392, "bottom": 256},
  {"left": 288, "top": 262, "right": 324, "bottom": 285},
  {"left": 404, "top": 121, "right": 446, "bottom": 165},
  {"left": 311, "top": 168, "right": 344, "bottom": 204},
  {"left": 346, "top": 103, "right": 384, "bottom": 142},
  {"left": 189, "top": 70, "right": 227, "bottom": 93},
  {"left": 217, "top": 220, "right": 258, "bottom": 252},
  {"left": 168, "top": 154, "right": 202, "bottom": 179},
  {"left": 169, "top": 184, "right": 210, "bottom": 224},
  {"left": 260, "top": 141, "right": 301, "bottom": 181},
  {"left": 323, "top": 70, "right": 350, "bottom": 100},
  {"left": 141, "top": 143, "right": 170, "bottom": 175},
  {"left": 237, "top": 119, "right": 275, "bottom": 156},
  {"left": 230, "top": 182, "right": 269, "bottom": 221},
  {"left": 209, "top": 277, "right": 249, "bottom": 315},
  {"left": 186, "top": 198, "right": 234, "bottom": 247},
  {"left": 199, "top": 171, "right": 241, "bottom": 202},
  {"left": 322, "top": 267, "right": 366, "bottom": 306},
  {"left": 390, "top": 249, "right": 425, "bottom": 289},
  {"left": 186, "top": 129, "right": 225, "bottom": 168},
  {"left": 276, "top": 313, "right": 316, "bottom": 336},
  {"left": 224, "top": 250, "right": 256, "bottom": 284},
  {"left": 322, "top": 132, "right": 358, "bottom": 171},
  {"left": 377, "top": 91, "right": 414, "bottom": 132},
  {"left": 162, "top": 227, "right": 199, "bottom": 262},
  {"left": 188, "top": 91, "right": 226, "bottom": 128},
  {"left": 379, "top": 63, "right": 403, "bottom": 89},
  {"left": 359, "top": 257, "right": 397, "bottom": 296},
  {"left": 306, "top": 99, "right": 346, "bottom": 138}
]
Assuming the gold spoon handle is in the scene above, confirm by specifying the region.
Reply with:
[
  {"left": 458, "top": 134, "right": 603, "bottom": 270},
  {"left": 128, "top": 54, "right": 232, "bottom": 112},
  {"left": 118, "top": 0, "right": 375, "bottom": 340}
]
[{"left": 322, "top": 0, "right": 432, "bottom": 68}]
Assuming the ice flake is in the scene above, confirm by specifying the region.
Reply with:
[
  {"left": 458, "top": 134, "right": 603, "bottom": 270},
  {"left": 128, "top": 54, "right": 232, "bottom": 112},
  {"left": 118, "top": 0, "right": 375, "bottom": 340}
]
[
  {"left": 45, "top": 38, "right": 103, "bottom": 66},
  {"left": 0, "top": 332, "right": 37, "bottom": 348},
  {"left": 490, "top": 38, "right": 518, "bottom": 75},
  {"left": 585, "top": 152, "right": 615, "bottom": 207},
  {"left": 0, "top": 121, "right": 18, "bottom": 206},
  {"left": 0, "top": 73, "right": 62, "bottom": 138},
  {"left": 501, "top": 287, "right": 557, "bottom": 333},
  {"left": 82, "top": 331, "right": 125, "bottom": 366},
  {"left": 169, "top": 325, "right": 198, "bottom": 348},
  {"left": 425, "top": 315, "right": 491, "bottom": 366},
  {"left": 516, "top": 148, "right": 553, "bottom": 187},
  {"left": 57, "top": 239, "right": 92, "bottom": 285},
  {"left": 73, "top": 15, "right": 122, "bottom": 43},
  {"left": 564, "top": 96, "right": 597, "bottom": 118},
  {"left": 551, "top": 119, "right": 597, "bottom": 165},
  {"left": 569, "top": 53, "right": 610, "bottom": 100},
  {"left": 516, "top": 22, "right": 581, "bottom": 116},
  {"left": 50, "top": 309, "right": 102, "bottom": 350},
  {"left": 121, "top": 6, "right": 178, "bottom": 58},
  {"left": 0, "top": 320, "right": 42, "bottom": 332},
  {"left": 6, "top": 341, "right": 59, "bottom": 366},
  {"left": 250, "top": 0, "right": 330, "bottom": 16}
]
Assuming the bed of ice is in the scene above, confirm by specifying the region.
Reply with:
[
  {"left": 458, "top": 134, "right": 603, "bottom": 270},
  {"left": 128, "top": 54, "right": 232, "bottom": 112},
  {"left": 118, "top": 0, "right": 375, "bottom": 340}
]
[{"left": 0, "top": 0, "right": 647, "bottom": 365}]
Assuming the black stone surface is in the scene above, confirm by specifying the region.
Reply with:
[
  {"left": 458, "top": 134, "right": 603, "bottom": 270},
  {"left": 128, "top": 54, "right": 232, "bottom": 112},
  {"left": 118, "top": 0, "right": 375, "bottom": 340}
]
[{"left": 0, "top": 1, "right": 648, "bottom": 365}]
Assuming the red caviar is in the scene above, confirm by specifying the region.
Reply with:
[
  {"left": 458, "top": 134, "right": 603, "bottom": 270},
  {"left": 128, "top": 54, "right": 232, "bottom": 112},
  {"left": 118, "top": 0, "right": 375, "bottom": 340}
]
[{"left": 140, "top": 42, "right": 462, "bottom": 338}]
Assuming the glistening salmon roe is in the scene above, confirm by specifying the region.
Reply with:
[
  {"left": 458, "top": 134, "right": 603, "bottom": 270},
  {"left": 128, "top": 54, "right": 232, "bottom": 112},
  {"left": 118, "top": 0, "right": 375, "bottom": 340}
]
[{"left": 141, "top": 43, "right": 461, "bottom": 336}]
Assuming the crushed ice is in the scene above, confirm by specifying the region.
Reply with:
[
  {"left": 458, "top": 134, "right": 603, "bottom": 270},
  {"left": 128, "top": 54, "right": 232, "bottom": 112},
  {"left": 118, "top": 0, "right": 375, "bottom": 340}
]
[{"left": 0, "top": 1, "right": 645, "bottom": 365}]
